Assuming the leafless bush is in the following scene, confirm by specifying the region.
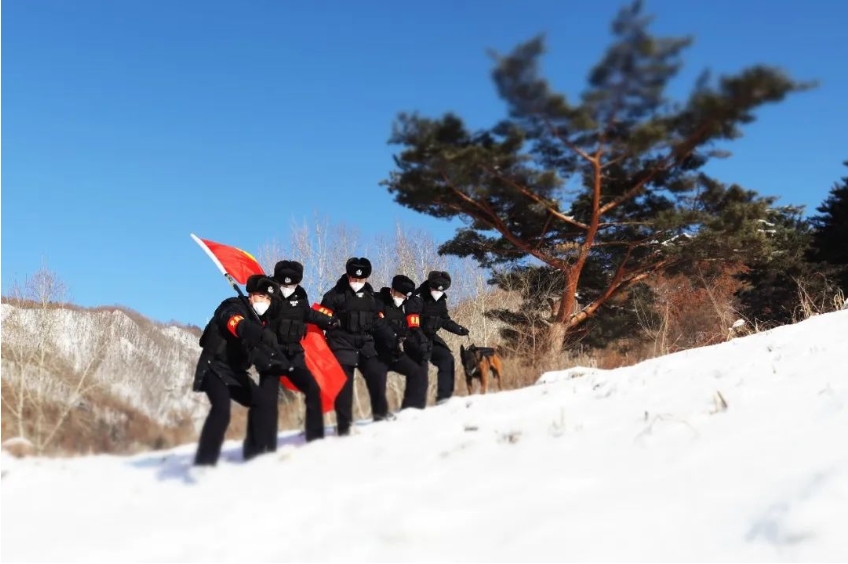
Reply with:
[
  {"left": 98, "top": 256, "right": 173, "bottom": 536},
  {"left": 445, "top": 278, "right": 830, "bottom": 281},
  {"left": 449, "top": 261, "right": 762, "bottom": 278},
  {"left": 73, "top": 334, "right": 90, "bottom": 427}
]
[
  {"left": 794, "top": 274, "right": 846, "bottom": 321},
  {"left": 634, "top": 265, "right": 745, "bottom": 355},
  {"left": 634, "top": 297, "right": 673, "bottom": 357}
]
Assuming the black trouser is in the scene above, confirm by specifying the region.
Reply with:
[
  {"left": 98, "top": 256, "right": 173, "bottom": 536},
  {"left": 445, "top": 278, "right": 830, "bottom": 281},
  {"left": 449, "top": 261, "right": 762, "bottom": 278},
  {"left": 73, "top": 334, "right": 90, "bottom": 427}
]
[
  {"left": 376, "top": 354, "right": 429, "bottom": 410},
  {"left": 431, "top": 343, "right": 455, "bottom": 402},
  {"left": 334, "top": 355, "right": 387, "bottom": 436},
  {"left": 283, "top": 365, "right": 325, "bottom": 442},
  {"left": 243, "top": 373, "right": 281, "bottom": 461},
  {"left": 195, "top": 372, "right": 253, "bottom": 466}
]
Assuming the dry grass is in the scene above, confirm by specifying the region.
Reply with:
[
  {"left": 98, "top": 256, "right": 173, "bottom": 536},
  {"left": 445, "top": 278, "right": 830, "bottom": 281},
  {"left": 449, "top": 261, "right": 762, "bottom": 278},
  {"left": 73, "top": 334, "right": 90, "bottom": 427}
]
[{"left": 1, "top": 379, "right": 197, "bottom": 456}]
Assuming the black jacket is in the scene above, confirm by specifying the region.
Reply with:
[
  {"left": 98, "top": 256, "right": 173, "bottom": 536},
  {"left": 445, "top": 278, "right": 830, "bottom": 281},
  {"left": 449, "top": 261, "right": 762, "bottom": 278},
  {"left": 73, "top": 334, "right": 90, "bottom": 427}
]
[
  {"left": 193, "top": 297, "right": 273, "bottom": 391},
  {"left": 267, "top": 285, "right": 334, "bottom": 356},
  {"left": 320, "top": 276, "right": 395, "bottom": 366},
  {"left": 412, "top": 282, "right": 465, "bottom": 348},
  {"left": 374, "top": 287, "right": 430, "bottom": 361}
]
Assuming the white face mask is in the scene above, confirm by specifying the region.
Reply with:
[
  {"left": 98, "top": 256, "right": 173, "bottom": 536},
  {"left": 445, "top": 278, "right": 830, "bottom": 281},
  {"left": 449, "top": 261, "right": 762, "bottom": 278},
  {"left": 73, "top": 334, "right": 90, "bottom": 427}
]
[
  {"left": 392, "top": 296, "right": 405, "bottom": 308},
  {"left": 349, "top": 281, "right": 365, "bottom": 293},
  {"left": 252, "top": 301, "right": 270, "bottom": 316},
  {"left": 281, "top": 286, "right": 296, "bottom": 298},
  {"left": 430, "top": 290, "right": 444, "bottom": 301}
]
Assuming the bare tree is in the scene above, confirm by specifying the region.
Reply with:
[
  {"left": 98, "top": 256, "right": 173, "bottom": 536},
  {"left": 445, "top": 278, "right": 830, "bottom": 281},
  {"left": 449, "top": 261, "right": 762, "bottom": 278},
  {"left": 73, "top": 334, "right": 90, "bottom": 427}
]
[
  {"left": 392, "top": 223, "right": 448, "bottom": 285},
  {"left": 258, "top": 212, "right": 361, "bottom": 300},
  {"left": 368, "top": 233, "right": 396, "bottom": 290},
  {"left": 1, "top": 264, "right": 107, "bottom": 453},
  {"left": 456, "top": 265, "right": 502, "bottom": 346}
]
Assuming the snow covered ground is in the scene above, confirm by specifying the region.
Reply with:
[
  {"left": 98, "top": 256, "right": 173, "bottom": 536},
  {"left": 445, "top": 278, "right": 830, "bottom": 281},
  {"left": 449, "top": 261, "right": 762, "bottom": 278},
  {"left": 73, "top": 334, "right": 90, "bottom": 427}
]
[{"left": 3, "top": 311, "right": 847, "bottom": 562}]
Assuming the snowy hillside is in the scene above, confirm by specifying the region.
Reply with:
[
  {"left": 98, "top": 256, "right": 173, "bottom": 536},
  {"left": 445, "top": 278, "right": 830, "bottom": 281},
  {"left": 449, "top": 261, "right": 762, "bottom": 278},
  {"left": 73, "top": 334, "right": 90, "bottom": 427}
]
[
  {"left": 1, "top": 303, "right": 205, "bottom": 426},
  {"left": 3, "top": 311, "right": 847, "bottom": 562}
]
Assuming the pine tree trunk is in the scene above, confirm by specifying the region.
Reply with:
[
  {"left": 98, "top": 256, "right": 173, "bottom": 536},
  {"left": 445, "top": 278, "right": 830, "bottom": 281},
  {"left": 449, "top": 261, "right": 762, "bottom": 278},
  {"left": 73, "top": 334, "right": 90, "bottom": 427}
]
[{"left": 547, "top": 322, "right": 567, "bottom": 355}]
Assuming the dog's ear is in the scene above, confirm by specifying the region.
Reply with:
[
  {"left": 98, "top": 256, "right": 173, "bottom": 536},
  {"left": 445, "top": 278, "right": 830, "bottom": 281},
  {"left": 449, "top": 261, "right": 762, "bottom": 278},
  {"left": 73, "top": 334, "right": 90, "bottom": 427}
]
[{"left": 460, "top": 345, "right": 466, "bottom": 356}]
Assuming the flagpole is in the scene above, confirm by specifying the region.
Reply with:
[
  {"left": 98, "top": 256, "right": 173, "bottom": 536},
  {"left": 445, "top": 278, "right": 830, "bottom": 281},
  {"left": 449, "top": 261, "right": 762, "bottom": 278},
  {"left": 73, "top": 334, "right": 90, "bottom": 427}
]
[{"left": 191, "top": 233, "right": 262, "bottom": 322}]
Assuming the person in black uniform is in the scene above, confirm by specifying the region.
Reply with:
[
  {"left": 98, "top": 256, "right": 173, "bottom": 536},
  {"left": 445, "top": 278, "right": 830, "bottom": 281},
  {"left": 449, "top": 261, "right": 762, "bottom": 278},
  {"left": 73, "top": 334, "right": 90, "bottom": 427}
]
[
  {"left": 414, "top": 270, "right": 469, "bottom": 404},
  {"left": 374, "top": 274, "right": 429, "bottom": 410},
  {"left": 193, "top": 274, "right": 289, "bottom": 466},
  {"left": 270, "top": 259, "right": 339, "bottom": 441},
  {"left": 318, "top": 257, "right": 396, "bottom": 435}
]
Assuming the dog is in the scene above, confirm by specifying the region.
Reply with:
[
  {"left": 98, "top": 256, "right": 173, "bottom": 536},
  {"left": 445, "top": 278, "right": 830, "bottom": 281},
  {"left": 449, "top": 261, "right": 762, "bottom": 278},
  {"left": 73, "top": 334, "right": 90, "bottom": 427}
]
[{"left": 459, "top": 344, "right": 504, "bottom": 394}]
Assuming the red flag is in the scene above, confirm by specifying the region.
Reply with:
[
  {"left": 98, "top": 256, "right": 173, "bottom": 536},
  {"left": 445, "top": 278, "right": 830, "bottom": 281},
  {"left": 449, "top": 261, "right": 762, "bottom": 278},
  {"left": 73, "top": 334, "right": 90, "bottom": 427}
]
[
  {"left": 191, "top": 234, "right": 264, "bottom": 284},
  {"left": 280, "top": 305, "right": 348, "bottom": 413}
]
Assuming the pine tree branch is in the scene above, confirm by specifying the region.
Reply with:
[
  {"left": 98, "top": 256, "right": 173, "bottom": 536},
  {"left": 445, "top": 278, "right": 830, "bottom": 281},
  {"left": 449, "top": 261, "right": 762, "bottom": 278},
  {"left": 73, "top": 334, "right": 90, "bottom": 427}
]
[
  {"left": 439, "top": 169, "right": 568, "bottom": 269},
  {"left": 484, "top": 165, "right": 591, "bottom": 231},
  {"left": 543, "top": 117, "right": 597, "bottom": 163},
  {"left": 599, "top": 124, "right": 712, "bottom": 215}
]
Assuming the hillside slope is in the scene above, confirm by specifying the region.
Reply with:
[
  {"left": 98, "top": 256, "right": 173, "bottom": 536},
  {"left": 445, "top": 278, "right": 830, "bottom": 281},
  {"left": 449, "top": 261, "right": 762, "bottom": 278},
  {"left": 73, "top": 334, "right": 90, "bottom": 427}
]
[{"left": 2, "top": 310, "right": 846, "bottom": 561}]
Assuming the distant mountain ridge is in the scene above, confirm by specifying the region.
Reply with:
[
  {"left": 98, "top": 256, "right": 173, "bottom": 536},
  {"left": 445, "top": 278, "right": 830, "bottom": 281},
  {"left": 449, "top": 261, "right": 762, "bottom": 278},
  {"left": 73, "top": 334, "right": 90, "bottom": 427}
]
[{"left": 1, "top": 300, "right": 208, "bottom": 453}]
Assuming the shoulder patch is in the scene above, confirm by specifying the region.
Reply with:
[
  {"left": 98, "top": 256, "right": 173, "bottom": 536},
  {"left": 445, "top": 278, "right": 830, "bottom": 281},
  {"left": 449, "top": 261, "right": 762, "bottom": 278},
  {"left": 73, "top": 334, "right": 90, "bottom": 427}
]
[{"left": 227, "top": 315, "right": 244, "bottom": 337}]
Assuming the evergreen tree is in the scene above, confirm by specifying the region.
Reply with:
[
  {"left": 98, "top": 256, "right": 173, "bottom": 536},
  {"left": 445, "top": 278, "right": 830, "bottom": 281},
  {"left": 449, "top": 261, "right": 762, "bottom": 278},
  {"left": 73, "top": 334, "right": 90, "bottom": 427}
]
[
  {"left": 382, "top": 1, "right": 813, "bottom": 351},
  {"left": 809, "top": 161, "right": 848, "bottom": 294},
  {"left": 735, "top": 206, "right": 819, "bottom": 327}
]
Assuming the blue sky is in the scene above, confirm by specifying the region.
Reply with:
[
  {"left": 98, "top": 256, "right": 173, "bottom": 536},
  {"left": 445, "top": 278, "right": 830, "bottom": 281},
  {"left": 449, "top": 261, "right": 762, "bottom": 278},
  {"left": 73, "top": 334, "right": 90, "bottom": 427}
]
[{"left": 3, "top": 0, "right": 846, "bottom": 327}]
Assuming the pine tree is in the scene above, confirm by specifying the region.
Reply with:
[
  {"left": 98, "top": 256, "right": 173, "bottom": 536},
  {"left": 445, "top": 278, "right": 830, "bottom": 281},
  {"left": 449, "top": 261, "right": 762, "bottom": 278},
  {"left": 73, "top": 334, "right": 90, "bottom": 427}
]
[
  {"left": 809, "top": 161, "right": 848, "bottom": 294},
  {"left": 735, "top": 206, "right": 819, "bottom": 327},
  {"left": 382, "top": 1, "right": 813, "bottom": 351}
]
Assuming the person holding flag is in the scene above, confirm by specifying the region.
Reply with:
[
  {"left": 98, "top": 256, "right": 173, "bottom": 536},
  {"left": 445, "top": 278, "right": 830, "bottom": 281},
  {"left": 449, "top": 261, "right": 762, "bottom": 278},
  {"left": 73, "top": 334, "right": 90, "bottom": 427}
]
[
  {"left": 192, "top": 274, "right": 289, "bottom": 466},
  {"left": 191, "top": 234, "right": 347, "bottom": 458}
]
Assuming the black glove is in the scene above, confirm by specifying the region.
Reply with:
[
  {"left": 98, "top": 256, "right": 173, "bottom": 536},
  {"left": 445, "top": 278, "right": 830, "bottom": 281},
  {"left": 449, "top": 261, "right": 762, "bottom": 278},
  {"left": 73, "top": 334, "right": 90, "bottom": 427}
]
[
  {"left": 260, "top": 327, "right": 278, "bottom": 347},
  {"left": 403, "top": 332, "right": 432, "bottom": 363},
  {"left": 326, "top": 317, "right": 341, "bottom": 330},
  {"left": 457, "top": 326, "right": 469, "bottom": 336},
  {"left": 250, "top": 344, "right": 290, "bottom": 374},
  {"left": 241, "top": 321, "right": 278, "bottom": 348},
  {"left": 238, "top": 319, "right": 265, "bottom": 346}
]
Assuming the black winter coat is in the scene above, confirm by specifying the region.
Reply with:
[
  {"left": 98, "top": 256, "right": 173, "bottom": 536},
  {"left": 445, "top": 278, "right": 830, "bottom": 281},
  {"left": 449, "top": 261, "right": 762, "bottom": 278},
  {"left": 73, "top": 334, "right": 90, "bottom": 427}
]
[
  {"left": 412, "top": 282, "right": 466, "bottom": 348},
  {"left": 319, "top": 276, "right": 396, "bottom": 366},
  {"left": 193, "top": 297, "right": 272, "bottom": 391},
  {"left": 266, "top": 285, "right": 334, "bottom": 357},
  {"left": 374, "top": 287, "right": 430, "bottom": 361}
]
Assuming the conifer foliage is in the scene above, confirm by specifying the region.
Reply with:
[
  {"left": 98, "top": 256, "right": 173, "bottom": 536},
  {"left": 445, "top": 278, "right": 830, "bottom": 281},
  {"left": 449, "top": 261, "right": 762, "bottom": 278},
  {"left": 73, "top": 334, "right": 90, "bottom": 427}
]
[
  {"left": 383, "top": 1, "right": 812, "bottom": 350},
  {"left": 809, "top": 161, "right": 848, "bottom": 294}
]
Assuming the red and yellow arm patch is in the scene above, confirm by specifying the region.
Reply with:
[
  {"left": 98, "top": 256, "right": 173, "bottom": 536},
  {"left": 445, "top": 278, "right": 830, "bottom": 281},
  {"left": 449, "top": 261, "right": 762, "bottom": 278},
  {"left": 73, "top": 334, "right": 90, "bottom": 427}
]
[
  {"left": 313, "top": 304, "right": 333, "bottom": 317},
  {"left": 406, "top": 314, "right": 420, "bottom": 328},
  {"left": 226, "top": 315, "right": 245, "bottom": 337}
]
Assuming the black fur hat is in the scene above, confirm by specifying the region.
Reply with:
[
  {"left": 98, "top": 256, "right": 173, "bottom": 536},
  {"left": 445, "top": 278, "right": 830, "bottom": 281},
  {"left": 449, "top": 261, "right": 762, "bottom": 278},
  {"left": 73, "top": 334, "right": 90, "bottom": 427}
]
[
  {"left": 427, "top": 270, "right": 451, "bottom": 291},
  {"left": 245, "top": 274, "right": 278, "bottom": 296},
  {"left": 345, "top": 257, "right": 372, "bottom": 278},
  {"left": 391, "top": 274, "right": 416, "bottom": 296},
  {"left": 273, "top": 260, "right": 304, "bottom": 285}
]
